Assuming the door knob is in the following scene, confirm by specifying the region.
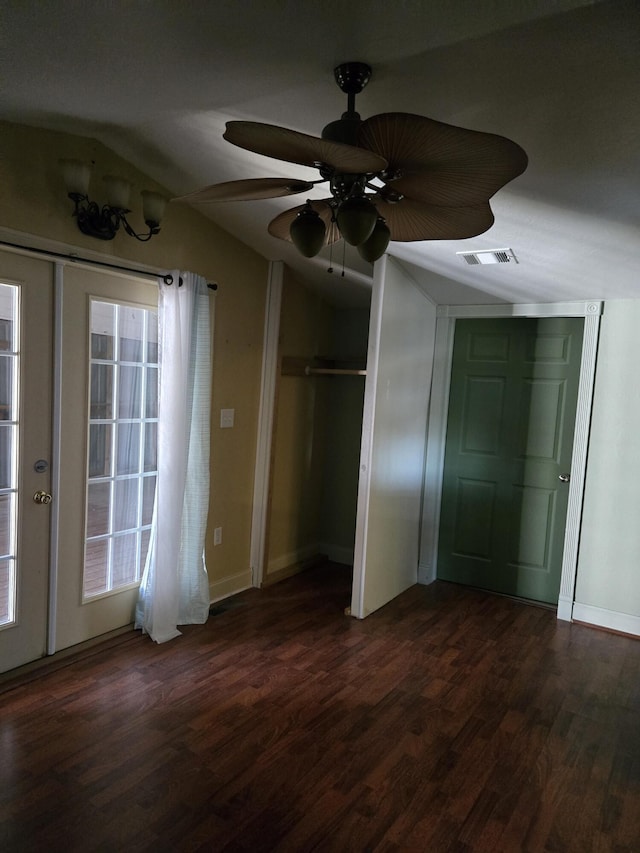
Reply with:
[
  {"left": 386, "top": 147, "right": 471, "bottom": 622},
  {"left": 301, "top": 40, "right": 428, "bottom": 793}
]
[
  {"left": 33, "top": 490, "right": 53, "bottom": 505},
  {"left": 558, "top": 473, "right": 571, "bottom": 483}
]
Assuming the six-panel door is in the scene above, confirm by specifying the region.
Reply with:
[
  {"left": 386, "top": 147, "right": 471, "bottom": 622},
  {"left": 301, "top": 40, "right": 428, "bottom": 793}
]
[{"left": 437, "top": 317, "right": 584, "bottom": 604}]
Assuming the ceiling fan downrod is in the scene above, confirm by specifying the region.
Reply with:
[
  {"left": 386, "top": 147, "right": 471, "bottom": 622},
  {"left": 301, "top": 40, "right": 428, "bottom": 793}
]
[{"left": 322, "top": 62, "right": 372, "bottom": 147}]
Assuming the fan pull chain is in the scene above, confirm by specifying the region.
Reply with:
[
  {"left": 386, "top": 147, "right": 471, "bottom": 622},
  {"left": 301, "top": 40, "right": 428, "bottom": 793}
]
[
  {"left": 341, "top": 239, "right": 346, "bottom": 277},
  {"left": 327, "top": 211, "right": 338, "bottom": 274}
]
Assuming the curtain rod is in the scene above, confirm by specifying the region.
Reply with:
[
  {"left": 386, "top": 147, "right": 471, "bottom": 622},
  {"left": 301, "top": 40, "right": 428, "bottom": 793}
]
[{"left": 0, "top": 238, "right": 218, "bottom": 290}]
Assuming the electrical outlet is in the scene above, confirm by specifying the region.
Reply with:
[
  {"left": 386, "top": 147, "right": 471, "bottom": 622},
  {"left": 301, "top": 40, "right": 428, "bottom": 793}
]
[
  {"left": 214, "top": 527, "right": 222, "bottom": 546},
  {"left": 220, "top": 408, "right": 235, "bottom": 428}
]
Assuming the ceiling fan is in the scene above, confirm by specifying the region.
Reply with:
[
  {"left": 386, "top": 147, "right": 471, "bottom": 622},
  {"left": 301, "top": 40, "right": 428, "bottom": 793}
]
[{"left": 176, "top": 62, "right": 528, "bottom": 263}]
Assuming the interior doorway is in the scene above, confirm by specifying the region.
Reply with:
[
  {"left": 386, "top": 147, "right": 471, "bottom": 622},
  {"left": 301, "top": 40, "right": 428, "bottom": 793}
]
[
  {"left": 260, "top": 271, "right": 369, "bottom": 589},
  {"left": 437, "top": 316, "right": 584, "bottom": 604},
  {"left": 420, "top": 302, "right": 602, "bottom": 619}
]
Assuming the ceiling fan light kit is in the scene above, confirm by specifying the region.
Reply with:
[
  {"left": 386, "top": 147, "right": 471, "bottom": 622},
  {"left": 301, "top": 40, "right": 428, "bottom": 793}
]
[{"left": 176, "top": 62, "right": 528, "bottom": 265}]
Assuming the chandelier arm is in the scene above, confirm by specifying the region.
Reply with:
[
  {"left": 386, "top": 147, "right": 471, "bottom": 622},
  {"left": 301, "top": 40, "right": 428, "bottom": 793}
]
[
  {"left": 69, "top": 193, "right": 160, "bottom": 241},
  {"left": 119, "top": 213, "right": 161, "bottom": 242}
]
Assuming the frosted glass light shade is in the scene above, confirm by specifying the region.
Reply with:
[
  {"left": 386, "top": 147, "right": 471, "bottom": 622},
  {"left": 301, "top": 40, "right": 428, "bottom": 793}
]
[
  {"left": 290, "top": 206, "right": 326, "bottom": 257},
  {"left": 141, "top": 191, "right": 167, "bottom": 225},
  {"left": 357, "top": 217, "right": 390, "bottom": 262},
  {"left": 336, "top": 196, "right": 377, "bottom": 246},
  {"left": 60, "top": 159, "right": 91, "bottom": 195},
  {"left": 103, "top": 175, "right": 132, "bottom": 210}
]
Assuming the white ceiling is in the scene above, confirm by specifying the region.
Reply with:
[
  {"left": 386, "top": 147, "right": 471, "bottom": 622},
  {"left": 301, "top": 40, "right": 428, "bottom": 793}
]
[{"left": 2, "top": 0, "right": 638, "bottom": 307}]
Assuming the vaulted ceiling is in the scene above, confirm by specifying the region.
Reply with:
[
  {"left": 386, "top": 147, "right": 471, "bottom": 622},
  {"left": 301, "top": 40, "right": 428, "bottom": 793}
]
[{"left": 2, "top": 1, "right": 638, "bottom": 307}]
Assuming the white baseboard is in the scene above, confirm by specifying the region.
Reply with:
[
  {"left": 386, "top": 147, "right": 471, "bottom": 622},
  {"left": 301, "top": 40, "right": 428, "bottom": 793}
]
[
  {"left": 557, "top": 595, "right": 573, "bottom": 622},
  {"left": 209, "top": 570, "right": 252, "bottom": 604},
  {"left": 418, "top": 561, "right": 436, "bottom": 585},
  {"left": 572, "top": 602, "right": 640, "bottom": 637}
]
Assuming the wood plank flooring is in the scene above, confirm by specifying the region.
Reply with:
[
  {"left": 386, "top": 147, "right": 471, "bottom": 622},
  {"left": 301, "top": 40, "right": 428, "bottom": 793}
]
[{"left": 1, "top": 563, "right": 639, "bottom": 852}]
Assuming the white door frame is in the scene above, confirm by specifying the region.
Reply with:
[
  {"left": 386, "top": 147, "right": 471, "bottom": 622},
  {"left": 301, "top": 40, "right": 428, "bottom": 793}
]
[
  {"left": 249, "top": 260, "right": 283, "bottom": 588},
  {"left": 420, "top": 300, "right": 602, "bottom": 621}
]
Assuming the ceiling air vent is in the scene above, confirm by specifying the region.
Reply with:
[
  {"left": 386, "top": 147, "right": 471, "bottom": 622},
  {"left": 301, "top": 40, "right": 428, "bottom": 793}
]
[{"left": 457, "top": 248, "right": 518, "bottom": 265}]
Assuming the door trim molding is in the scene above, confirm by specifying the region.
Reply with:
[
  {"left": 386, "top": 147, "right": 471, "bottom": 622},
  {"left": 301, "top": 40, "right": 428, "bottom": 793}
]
[
  {"left": 249, "top": 260, "right": 283, "bottom": 588},
  {"left": 557, "top": 311, "right": 601, "bottom": 619},
  {"left": 420, "top": 300, "right": 603, "bottom": 621},
  {"left": 47, "top": 264, "right": 65, "bottom": 655},
  {"left": 437, "top": 301, "right": 602, "bottom": 319}
]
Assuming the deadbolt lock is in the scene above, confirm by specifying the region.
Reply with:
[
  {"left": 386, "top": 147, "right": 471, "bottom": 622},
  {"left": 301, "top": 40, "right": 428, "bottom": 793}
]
[{"left": 33, "top": 490, "right": 53, "bottom": 505}]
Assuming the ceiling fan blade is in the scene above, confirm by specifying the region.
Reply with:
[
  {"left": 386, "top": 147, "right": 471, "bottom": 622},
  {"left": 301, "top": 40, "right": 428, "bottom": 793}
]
[
  {"left": 372, "top": 197, "right": 495, "bottom": 241},
  {"left": 268, "top": 200, "right": 340, "bottom": 245},
  {"left": 360, "top": 113, "right": 528, "bottom": 207},
  {"left": 174, "top": 177, "right": 315, "bottom": 203},
  {"left": 225, "top": 121, "right": 388, "bottom": 174}
]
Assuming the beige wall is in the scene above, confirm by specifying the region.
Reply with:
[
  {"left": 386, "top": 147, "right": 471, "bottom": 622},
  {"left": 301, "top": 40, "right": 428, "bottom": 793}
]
[
  {"left": 266, "top": 268, "right": 332, "bottom": 575},
  {"left": 1, "top": 121, "right": 269, "bottom": 599}
]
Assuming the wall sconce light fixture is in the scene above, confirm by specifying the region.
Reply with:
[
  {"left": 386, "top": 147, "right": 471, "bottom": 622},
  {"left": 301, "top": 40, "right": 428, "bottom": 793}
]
[{"left": 60, "top": 159, "right": 167, "bottom": 242}]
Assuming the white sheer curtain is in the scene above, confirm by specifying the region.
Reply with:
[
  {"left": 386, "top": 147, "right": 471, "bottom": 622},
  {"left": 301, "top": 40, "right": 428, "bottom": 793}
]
[{"left": 135, "top": 271, "right": 213, "bottom": 642}]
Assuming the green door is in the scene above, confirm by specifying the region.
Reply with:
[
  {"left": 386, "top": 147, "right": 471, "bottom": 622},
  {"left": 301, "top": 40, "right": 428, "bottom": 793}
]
[{"left": 437, "top": 317, "right": 584, "bottom": 604}]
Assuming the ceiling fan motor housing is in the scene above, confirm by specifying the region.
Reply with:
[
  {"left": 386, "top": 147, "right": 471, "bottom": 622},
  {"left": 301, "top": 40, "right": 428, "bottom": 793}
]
[{"left": 322, "top": 113, "right": 362, "bottom": 146}]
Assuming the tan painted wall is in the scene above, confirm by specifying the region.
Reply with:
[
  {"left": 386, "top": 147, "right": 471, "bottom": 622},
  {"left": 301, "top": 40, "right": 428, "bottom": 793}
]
[
  {"left": 266, "top": 268, "right": 332, "bottom": 575},
  {"left": 0, "top": 121, "right": 268, "bottom": 598}
]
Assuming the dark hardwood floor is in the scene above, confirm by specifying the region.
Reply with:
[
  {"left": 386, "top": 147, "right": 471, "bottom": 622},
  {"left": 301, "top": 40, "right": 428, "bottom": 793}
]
[{"left": 1, "top": 563, "right": 639, "bottom": 852}]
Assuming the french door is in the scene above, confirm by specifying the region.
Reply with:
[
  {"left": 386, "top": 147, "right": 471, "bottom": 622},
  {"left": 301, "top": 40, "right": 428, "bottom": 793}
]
[
  {"left": 0, "top": 253, "right": 53, "bottom": 672},
  {"left": 0, "top": 251, "right": 158, "bottom": 673}
]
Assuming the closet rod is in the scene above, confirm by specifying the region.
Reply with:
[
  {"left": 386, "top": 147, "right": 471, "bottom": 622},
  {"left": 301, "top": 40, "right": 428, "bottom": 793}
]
[
  {"left": 0, "top": 238, "right": 218, "bottom": 290},
  {"left": 304, "top": 366, "right": 367, "bottom": 376}
]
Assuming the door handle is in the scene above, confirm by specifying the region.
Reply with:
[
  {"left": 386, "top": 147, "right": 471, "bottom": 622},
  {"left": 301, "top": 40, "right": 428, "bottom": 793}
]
[
  {"left": 558, "top": 473, "right": 571, "bottom": 483},
  {"left": 33, "top": 490, "right": 53, "bottom": 505}
]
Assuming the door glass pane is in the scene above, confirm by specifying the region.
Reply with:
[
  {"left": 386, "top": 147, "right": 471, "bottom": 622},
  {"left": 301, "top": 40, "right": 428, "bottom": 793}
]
[
  {"left": 88, "top": 423, "right": 112, "bottom": 478},
  {"left": 118, "top": 365, "right": 142, "bottom": 419},
  {"left": 145, "top": 367, "right": 158, "bottom": 418},
  {"left": 147, "top": 312, "right": 158, "bottom": 363},
  {"left": 91, "top": 302, "right": 115, "bottom": 360},
  {"left": 0, "top": 425, "right": 14, "bottom": 490},
  {"left": 0, "top": 283, "right": 18, "bottom": 627},
  {"left": 142, "top": 475, "right": 156, "bottom": 525},
  {"left": 112, "top": 533, "right": 139, "bottom": 587},
  {"left": 113, "top": 478, "right": 139, "bottom": 531},
  {"left": 84, "top": 299, "right": 158, "bottom": 599},
  {"left": 116, "top": 422, "right": 141, "bottom": 475},
  {"left": 84, "top": 539, "right": 109, "bottom": 597},
  {"left": 90, "top": 364, "right": 113, "bottom": 420},
  {"left": 87, "top": 482, "right": 110, "bottom": 537},
  {"left": 120, "top": 307, "right": 145, "bottom": 362}
]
